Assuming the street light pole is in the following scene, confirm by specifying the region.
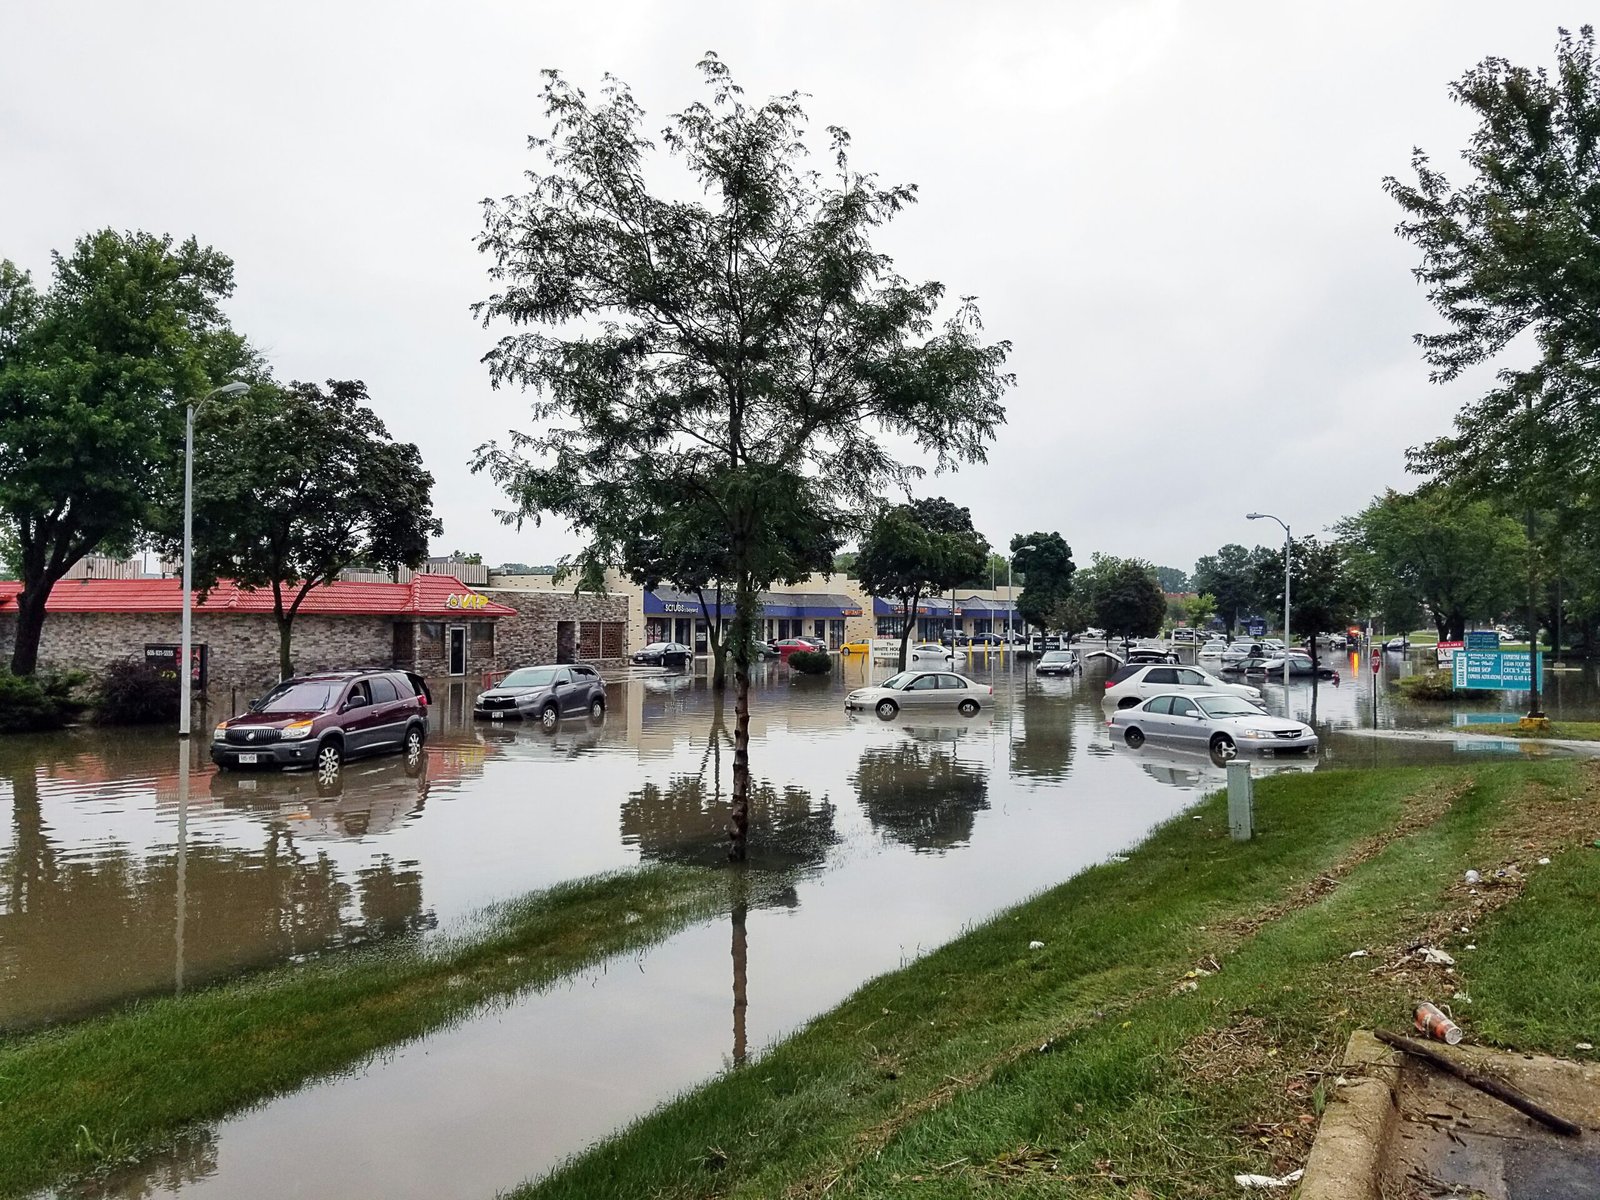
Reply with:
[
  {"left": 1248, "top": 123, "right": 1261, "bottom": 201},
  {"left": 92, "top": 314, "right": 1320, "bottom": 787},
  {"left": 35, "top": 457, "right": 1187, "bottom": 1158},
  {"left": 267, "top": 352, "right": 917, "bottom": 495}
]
[
  {"left": 1008, "top": 542, "right": 1037, "bottom": 658},
  {"left": 180, "top": 382, "right": 249, "bottom": 737},
  {"left": 1247, "top": 513, "right": 1292, "bottom": 694}
]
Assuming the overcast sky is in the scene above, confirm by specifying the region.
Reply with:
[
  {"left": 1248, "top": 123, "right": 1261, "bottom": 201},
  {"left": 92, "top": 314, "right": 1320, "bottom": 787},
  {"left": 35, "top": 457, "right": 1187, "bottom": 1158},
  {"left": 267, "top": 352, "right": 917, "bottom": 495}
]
[{"left": 1, "top": 2, "right": 1569, "bottom": 576}]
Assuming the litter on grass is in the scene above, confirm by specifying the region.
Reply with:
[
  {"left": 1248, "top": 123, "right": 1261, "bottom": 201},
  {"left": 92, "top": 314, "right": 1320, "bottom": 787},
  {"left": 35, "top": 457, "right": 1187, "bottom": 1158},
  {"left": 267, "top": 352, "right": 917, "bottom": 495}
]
[{"left": 1235, "top": 1168, "right": 1304, "bottom": 1189}]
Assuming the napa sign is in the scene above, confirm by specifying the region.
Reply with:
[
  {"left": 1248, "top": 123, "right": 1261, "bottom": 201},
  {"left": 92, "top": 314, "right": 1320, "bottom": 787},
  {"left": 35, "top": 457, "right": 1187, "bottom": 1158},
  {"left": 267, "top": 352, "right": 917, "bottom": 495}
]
[{"left": 1452, "top": 650, "right": 1541, "bottom": 691}]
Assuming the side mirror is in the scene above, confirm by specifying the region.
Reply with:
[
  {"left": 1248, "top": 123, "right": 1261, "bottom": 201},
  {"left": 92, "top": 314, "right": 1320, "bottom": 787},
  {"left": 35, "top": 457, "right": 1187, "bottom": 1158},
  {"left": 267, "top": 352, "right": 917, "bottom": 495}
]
[{"left": 247, "top": 698, "right": 261, "bottom": 711}]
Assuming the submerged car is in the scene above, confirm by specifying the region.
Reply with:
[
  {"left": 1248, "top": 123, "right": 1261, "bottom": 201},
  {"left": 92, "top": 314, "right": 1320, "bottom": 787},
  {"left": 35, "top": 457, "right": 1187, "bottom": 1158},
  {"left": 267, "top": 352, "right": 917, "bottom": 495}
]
[
  {"left": 212, "top": 669, "right": 430, "bottom": 781},
  {"left": 1108, "top": 691, "right": 1318, "bottom": 760},
  {"left": 1103, "top": 663, "right": 1263, "bottom": 709},
  {"left": 632, "top": 641, "right": 692, "bottom": 668},
  {"left": 474, "top": 663, "right": 606, "bottom": 728},
  {"left": 1035, "top": 649, "right": 1082, "bottom": 676},
  {"left": 845, "top": 670, "right": 993, "bottom": 719}
]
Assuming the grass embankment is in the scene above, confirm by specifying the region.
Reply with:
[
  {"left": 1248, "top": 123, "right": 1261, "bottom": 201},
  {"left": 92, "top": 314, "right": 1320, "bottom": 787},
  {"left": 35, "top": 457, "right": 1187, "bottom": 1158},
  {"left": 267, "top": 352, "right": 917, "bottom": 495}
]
[
  {"left": 0, "top": 865, "right": 728, "bottom": 1198},
  {"left": 519, "top": 762, "right": 1600, "bottom": 1199},
  {"left": 1459, "top": 720, "right": 1600, "bottom": 741}
]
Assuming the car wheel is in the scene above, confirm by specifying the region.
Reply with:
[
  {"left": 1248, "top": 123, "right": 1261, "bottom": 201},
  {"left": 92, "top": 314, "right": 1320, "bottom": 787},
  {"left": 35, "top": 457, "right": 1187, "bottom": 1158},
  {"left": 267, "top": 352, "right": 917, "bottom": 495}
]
[
  {"left": 315, "top": 740, "right": 343, "bottom": 785},
  {"left": 1116, "top": 696, "right": 1140, "bottom": 710},
  {"left": 958, "top": 698, "right": 979, "bottom": 716},
  {"left": 1123, "top": 727, "right": 1145, "bottom": 748},
  {"left": 589, "top": 696, "right": 605, "bottom": 720},
  {"left": 539, "top": 703, "right": 559, "bottom": 732},
  {"left": 403, "top": 724, "right": 424, "bottom": 757},
  {"left": 875, "top": 699, "right": 899, "bottom": 720},
  {"left": 1211, "top": 734, "right": 1238, "bottom": 761}
]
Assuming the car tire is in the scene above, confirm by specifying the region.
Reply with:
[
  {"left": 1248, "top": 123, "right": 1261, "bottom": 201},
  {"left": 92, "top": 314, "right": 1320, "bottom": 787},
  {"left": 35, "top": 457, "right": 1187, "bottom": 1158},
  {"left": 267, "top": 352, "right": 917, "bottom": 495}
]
[
  {"left": 1210, "top": 734, "right": 1238, "bottom": 761},
  {"left": 1116, "top": 696, "right": 1140, "bottom": 709},
  {"left": 958, "top": 698, "right": 980, "bottom": 716},
  {"left": 315, "top": 739, "right": 343, "bottom": 785},
  {"left": 403, "top": 724, "right": 424, "bottom": 757},
  {"left": 875, "top": 699, "right": 899, "bottom": 720},
  {"left": 539, "top": 703, "right": 559, "bottom": 731},
  {"left": 1123, "top": 727, "right": 1145, "bottom": 748},
  {"left": 589, "top": 696, "right": 605, "bottom": 719}
]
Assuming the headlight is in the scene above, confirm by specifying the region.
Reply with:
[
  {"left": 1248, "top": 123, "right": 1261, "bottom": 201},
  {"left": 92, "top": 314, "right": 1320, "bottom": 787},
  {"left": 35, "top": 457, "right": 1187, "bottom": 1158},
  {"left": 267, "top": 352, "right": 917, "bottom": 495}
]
[
  {"left": 213, "top": 724, "right": 228, "bottom": 739},
  {"left": 1241, "top": 728, "right": 1276, "bottom": 739},
  {"left": 475, "top": 694, "right": 486, "bottom": 705},
  {"left": 281, "top": 719, "right": 314, "bottom": 740}
]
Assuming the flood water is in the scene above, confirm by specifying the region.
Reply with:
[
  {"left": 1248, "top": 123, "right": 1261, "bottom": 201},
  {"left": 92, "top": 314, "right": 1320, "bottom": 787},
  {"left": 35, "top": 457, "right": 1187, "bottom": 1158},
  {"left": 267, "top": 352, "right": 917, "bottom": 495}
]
[{"left": 6, "top": 647, "right": 1598, "bottom": 1198}]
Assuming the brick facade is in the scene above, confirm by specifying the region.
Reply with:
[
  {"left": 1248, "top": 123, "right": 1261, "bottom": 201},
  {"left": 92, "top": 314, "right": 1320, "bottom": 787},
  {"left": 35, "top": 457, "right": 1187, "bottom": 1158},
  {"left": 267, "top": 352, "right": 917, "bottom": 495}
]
[{"left": 484, "top": 588, "right": 630, "bottom": 671}]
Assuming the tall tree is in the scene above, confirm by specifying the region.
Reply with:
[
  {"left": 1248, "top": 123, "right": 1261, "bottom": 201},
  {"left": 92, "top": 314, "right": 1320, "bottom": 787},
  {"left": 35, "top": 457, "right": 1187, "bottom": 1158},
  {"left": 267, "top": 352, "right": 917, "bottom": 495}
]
[
  {"left": 1253, "top": 536, "right": 1365, "bottom": 670},
  {"left": 1009, "top": 533, "right": 1075, "bottom": 645},
  {"left": 1338, "top": 489, "right": 1527, "bottom": 640},
  {"left": 1152, "top": 565, "right": 1190, "bottom": 593},
  {"left": 1386, "top": 26, "right": 1600, "bottom": 712},
  {"left": 1185, "top": 593, "right": 1217, "bottom": 632},
  {"left": 0, "top": 232, "right": 248, "bottom": 674},
  {"left": 1191, "top": 544, "right": 1263, "bottom": 638},
  {"left": 856, "top": 498, "right": 988, "bottom": 670},
  {"left": 472, "top": 59, "right": 1011, "bottom": 858},
  {"left": 176, "top": 380, "right": 441, "bottom": 678},
  {"left": 1081, "top": 554, "right": 1166, "bottom": 641}
]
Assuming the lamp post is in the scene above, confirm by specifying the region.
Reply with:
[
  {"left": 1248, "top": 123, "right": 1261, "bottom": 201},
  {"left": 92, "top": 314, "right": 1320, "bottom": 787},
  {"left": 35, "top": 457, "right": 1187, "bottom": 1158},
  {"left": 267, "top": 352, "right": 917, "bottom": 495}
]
[
  {"left": 1246, "top": 512, "right": 1291, "bottom": 695},
  {"left": 180, "top": 382, "right": 249, "bottom": 736},
  {"left": 1008, "top": 543, "right": 1037, "bottom": 655}
]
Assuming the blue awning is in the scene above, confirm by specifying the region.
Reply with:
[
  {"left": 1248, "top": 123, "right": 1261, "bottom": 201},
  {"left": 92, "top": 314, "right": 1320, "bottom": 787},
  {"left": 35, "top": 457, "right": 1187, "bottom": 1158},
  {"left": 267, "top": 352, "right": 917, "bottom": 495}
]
[{"left": 645, "top": 589, "right": 861, "bottom": 620}]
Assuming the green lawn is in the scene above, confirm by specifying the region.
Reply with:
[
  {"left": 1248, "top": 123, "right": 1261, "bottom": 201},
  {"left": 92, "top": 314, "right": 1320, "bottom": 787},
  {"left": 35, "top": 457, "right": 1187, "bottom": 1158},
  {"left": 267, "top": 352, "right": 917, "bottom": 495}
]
[
  {"left": 513, "top": 762, "right": 1600, "bottom": 1199},
  {"left": 0, "top": 865, "right": 729, "bottom": 1199},
  {"left": 1459, "top": 721, "right": 1600, "bottom": 742}
]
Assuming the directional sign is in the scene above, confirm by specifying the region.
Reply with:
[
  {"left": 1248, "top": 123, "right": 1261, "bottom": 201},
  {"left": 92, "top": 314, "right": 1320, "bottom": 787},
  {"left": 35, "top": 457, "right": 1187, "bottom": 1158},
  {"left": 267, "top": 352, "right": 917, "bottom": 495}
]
[
  {"left": 1452, "top": 650, "right": 1541, "bottom": 691},
  {"left": 1464, "top": 630, "right": 1499, "bottom": 652}
]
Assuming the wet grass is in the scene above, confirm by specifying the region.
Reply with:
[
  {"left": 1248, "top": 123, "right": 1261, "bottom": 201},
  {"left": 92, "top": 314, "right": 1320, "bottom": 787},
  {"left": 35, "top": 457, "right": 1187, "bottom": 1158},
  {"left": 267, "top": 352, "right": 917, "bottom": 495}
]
[
  {"left": 0, "top": 864, "right": 729, "bottom": 1199},
  {"left": 517, "top": 761, "right": 1600, "bottom": 1199},
  {"left": 1459, "top": 720, "right": 1600, "bottom": 741}
]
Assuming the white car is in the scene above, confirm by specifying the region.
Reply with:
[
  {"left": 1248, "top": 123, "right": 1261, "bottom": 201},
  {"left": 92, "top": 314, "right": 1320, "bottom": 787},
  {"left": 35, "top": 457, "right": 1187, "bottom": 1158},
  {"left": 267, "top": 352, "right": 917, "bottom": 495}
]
[
  {"left": 1107, "top": 691, "right": 1318, "bottom": 759},
  {"left": 845, "top": 670, "right": 993, "bottom": 719},
  {"left": 909, "top": 642, "right": 962, "bottom": 662},
  {"left": 1104, "top": 663, "right": 1263, "bottom": 709},
  {"left": 1197, "top": 641, "right": 1226, "bottom": 658},
  {"left": 1221, "top": 640, "right": 1265, "bottom": 663}
]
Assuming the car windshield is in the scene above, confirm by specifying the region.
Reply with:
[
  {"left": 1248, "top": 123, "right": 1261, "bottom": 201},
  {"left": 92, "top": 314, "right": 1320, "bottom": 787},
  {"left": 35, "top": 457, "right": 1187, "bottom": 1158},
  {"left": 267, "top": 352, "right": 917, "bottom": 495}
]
[
  {"left": 880, "top": 672, "right": 916, "bottom": 690},
  {"left": 1197, "top": 696, "right": 1262, "bottom": 718},
  {"left": 642, "top": 643, "right": 668, "bottom": 652},
  {"left": 502, "top": 668, "right": 559, "bottom": 688},
  {"left": 1041, "top": 651, "right": 1072, "bottom": 662},
  {"left": 259, "top": 681, "right": 341, "bottom": 713}
]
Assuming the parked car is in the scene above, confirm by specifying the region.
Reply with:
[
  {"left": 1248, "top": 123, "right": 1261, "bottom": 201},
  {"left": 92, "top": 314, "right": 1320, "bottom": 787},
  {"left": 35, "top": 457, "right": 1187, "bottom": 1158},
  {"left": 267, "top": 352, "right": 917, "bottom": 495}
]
[
  {"left": 797, "top": 635, "right": 829, "bottom": 651},
  {"left": 968, "top": 632, "right": 1007, "bottom": 647},
  {"left": 1103, "top": 663, "right": 1263, "bottom": 709},
  {"left": 1123, "top": 646, "right": 1180, "bottom": 665},
  {"left": 632, "top": 641, "right": 693, "bottom": 668},
  {"left": 840, "top": 638, "right": 872, "bottom": 656},
  {"left": 1221, "top": 641, "right": 1265, "bottom": 663},
  {"left": 1247, "top": 652, "right": 1340, "bottom": 681},
  {"left": 212, "top": 669, "right": 430, "bottom": 781},
  {"left": 474, "top": 663, "right": 606, "bottom": 728},
  {"left": 1383, "top": 636, "right": 1410, "bottom": 652},
  {"left": 1035, "top": 649, "right": 1082, "bottom": 676},
  {"left": 773, "top": 637, "right": 821, "bottom": 662},
  {"left": 909, "top": 641, "right": 960, "bottom": 662},
  {"left": 1197, "top": 640, "right": 1227, "bottom": 658},
  {"left": 1108, "top": 691, "right": 1318, "bottom": 760},
  {"left": 845, "top": 669, "right": 993, "bottom": 719}
]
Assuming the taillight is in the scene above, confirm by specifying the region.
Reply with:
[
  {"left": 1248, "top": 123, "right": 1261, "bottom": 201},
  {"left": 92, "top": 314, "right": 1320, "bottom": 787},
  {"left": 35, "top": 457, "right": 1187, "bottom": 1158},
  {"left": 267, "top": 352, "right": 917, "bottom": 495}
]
[
  {"left": 1105, "top": 680, "right": 1114, "bottom": 689},
  {"left": 417, "top": 694, "right": 428, "bottom": 707},
  {"left": 987, "top": 685, "right": 993, "bottom": 695}
]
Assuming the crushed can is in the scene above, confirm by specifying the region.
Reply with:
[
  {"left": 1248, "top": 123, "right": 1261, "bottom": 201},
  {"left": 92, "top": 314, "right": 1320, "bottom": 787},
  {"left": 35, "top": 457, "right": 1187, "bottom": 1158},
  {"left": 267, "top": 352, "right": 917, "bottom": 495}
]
[{"left": 1415, "top": 1002, "right": 1463, "bottom": 1045}]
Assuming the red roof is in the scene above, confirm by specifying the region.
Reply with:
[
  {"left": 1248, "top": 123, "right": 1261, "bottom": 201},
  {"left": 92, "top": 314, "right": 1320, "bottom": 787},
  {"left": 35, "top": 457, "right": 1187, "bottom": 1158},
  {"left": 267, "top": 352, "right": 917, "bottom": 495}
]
[{"left": 0, "top": 574, "right": 517, "bottom": 617}]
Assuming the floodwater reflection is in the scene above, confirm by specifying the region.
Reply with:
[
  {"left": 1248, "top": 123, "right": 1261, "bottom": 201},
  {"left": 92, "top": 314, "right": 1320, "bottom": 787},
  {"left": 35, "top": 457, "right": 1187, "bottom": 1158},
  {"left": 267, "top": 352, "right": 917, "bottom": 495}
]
[{"left": 10, "top": 653, "right": 1598, "bottom": 1199}]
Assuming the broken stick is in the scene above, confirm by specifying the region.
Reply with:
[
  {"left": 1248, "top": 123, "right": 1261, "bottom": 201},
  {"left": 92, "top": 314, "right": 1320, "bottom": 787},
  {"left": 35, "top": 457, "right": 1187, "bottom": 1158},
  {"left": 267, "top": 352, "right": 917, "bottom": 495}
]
[{"left": 1374, "top": 1029, "right": 1583, "bottom": 1138}]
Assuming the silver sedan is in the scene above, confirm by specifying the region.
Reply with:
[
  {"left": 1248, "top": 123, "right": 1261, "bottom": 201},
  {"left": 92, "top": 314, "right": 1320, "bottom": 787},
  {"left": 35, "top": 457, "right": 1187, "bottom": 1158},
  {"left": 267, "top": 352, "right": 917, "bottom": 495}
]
[
  {"left": 845, "top": 670, "right": 993, "bottom": 720},
  {"left": 1107, "top": 691, "right": 1318, "bottom": 759}
]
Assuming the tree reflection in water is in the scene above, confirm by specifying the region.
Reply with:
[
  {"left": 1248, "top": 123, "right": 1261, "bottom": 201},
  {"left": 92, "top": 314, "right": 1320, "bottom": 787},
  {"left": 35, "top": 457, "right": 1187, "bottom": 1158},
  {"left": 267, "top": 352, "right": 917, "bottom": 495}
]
[
  {"left": 1009, "top": 675, "right": 1078, "bottom": 781},
  {"left": 851, "top": 730, "right": 990, "bottom": 853}
]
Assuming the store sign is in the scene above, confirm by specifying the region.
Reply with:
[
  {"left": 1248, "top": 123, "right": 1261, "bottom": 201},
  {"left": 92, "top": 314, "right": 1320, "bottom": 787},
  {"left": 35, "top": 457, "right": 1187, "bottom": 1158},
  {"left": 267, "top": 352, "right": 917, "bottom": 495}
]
[
  {"left": 1436, "top": 639, "right": 1463, "bottom": 667},
  {"left": 660, "top": 601, "right": 700, "bottom": 614},
  {"left": 1452, "top": 650, "right": 1541, "bottom": 690},
  {"left": 145, "top": 643, "right": 207, "bottom": 689},
  {"left": 1464, "top": 630, "right": 1500, "bottom": 652},
  {"left": 445, "top": 593, "right": 489, "bottom": 610}
]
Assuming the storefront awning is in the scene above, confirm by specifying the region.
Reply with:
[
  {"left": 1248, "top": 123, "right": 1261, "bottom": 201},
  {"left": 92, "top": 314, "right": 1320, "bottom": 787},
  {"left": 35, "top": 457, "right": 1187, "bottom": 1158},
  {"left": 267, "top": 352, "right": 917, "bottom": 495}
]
[{"left": 644, "top": 589, "right": 861, "bottom": 619}]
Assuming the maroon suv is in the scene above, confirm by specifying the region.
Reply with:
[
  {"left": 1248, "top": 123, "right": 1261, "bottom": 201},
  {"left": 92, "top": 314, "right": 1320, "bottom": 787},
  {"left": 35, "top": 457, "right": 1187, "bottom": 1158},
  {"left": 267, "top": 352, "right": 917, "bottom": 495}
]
[{"left": 211, "top": 669, "right": 430, "bottom": 780}]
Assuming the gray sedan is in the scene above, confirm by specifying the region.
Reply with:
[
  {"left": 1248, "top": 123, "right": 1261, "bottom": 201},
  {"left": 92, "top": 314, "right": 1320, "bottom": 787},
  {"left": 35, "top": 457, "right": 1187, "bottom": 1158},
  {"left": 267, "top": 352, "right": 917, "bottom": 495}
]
[
  {"left": 474, "top": 664, "right": 607, "bottom": 730},
  {"left": 1107, "top": 691, "right": 1318, "bottom": 759},
  {"left": 845, "top": 670, "right": 993, "bottom": 719}
]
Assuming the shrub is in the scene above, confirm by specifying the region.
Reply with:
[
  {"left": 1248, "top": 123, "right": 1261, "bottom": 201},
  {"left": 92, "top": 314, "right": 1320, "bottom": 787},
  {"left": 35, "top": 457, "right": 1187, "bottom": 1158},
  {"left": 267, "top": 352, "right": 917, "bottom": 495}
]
[
  {"left": 1396, "top": 670, "right": 1496, "bottom": 703},
  {"left": 787, "top": 649, "right": 833, "bottom": 675},
  {"left": 95, "top": 659, "right": 181, "bottom": 725},
  {"left": 0, "top": 668, "right": 89, "bottom": 733}
]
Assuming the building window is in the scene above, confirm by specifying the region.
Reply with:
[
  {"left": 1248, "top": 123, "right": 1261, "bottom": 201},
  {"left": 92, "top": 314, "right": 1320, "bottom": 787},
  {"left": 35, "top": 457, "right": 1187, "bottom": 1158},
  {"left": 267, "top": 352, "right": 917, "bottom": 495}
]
[
  {"left": 579, "top": 621, "right": 626, "bottom": 659},
  {"left": 421, "top": 621, "right": 443, "bottom": 643},
  {"left": 392, "top": 622, "right": 415, "bottom": 666}
]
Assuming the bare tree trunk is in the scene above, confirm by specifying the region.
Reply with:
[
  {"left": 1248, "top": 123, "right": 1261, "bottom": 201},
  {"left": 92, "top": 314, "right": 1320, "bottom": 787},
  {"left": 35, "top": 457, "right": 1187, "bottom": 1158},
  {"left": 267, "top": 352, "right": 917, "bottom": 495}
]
[
  {"left": 8, "top": 587, "right": 50, "bottom": 676},
  {"left": 727, "top": 577, "right": 756, "bottom": 861},
  {"left": 277, "top": 618, "right": 294, "bottom": 681},
  {"left": 896, "top": 592, "right": 920, "bottom": 671},
  {"left": 730, "top": 871, "right": 748, "bottom": 1067}
]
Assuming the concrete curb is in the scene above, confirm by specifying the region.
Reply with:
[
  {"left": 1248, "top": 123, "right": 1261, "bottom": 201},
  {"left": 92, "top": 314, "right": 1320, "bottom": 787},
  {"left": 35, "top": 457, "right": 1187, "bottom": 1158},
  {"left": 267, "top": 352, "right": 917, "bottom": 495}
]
[{"left": 1298, "top": 1031, "right": 1401, "bottom": 1200}]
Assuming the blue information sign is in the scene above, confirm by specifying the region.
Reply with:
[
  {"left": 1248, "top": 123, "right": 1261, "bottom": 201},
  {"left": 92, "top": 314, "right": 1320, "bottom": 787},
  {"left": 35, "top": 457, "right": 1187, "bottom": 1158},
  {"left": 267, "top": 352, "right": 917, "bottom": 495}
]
[
  {"left": 1464, "top": 630, "right": 1499, "bottom": 652},
  {"left": 1452, "top": 650, "right": 1541, "bottom": 690},
  {"left": 1246, "top": 619, "right": 1266, "bottom": 637}
]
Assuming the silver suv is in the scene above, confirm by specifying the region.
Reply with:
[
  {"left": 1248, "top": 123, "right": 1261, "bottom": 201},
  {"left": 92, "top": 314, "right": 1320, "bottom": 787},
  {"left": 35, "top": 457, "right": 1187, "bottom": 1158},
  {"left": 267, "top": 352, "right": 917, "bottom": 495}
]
[{"left": 474, "top": 664, "right": 606, "bottom": 730}]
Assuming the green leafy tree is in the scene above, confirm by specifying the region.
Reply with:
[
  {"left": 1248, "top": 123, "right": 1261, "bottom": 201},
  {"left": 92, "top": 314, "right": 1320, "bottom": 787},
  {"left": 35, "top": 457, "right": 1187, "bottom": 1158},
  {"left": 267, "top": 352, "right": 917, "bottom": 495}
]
[
  {"left": 1081, "top": 554, "right": 1166, "bottom": 640},
  {"left": 449, "top": 550, "right": 485, "bottom": 565},
  {"left": 1252, "top": 536, "right": 1365, "bottom": 669},
  {"left": 0, "top": 231, "right": 249, "bottom": 674},
  {"left": 857, "top": 498, "right": 988, "bottom": 670},
  {"left": 1337, "top": 489, "right": 1526, "bottom": 640},
  {"left": 176, "top": 380, "right": 441, "bottom": 678},
  {"left": 1185, "top": 593, "right": 1217, "bottom": 631},
  {"left": 1386, "top": 26, "right": 1600, "bottom": 709},
  {"left": 1009, "top": 533, "right": 1075, "bottom": 644},
  {"left": 1192, "top": 544, "right": 1265, "bottom": 638},
  {"left": 831, "top": 551, "right": 858, "bottom": 578},
  {"left": 472, "top": 58, "right": 1012, "bottom": 857},
  {"left": 0, "top": 518, "right": 18, "bottom": 581},
  {"left": 1153, "top": 565, "right": 1190, "bottom": 593}
]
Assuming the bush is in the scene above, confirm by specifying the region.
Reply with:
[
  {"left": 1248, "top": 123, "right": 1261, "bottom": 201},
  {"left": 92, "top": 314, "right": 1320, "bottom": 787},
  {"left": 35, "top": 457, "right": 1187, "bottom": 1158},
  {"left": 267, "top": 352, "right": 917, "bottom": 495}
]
[
  {"left": 95, "top": 659, "right": 181, "bottom": 725},
  {"left": 1396, "top": 670, "right": 1496, "bottom": 703},
  {"left": 0, "top": 668, "right": 89, "bottom": 733},
  {"left": 787, "top": 649, "right": 833, "bottom": 675}
]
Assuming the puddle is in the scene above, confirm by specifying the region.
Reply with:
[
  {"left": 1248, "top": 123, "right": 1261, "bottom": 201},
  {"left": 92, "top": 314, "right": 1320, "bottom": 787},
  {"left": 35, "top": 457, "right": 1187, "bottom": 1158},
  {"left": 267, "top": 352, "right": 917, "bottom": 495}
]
[{"left": 7, "top": 650, "right": 1599, "bottom": 1197}]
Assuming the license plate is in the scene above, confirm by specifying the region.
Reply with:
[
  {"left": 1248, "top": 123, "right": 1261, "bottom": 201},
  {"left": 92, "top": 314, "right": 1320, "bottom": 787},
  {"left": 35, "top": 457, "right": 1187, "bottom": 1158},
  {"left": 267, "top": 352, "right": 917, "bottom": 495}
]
[
  {"left": 237, "top": 752, "right": 258, "bottom": 764},
  {"left": 238, "top": 778, "right": 257, "bottom": 791},
  {"left": 491, "top": 711, "right": 504, "bottom": 719}
]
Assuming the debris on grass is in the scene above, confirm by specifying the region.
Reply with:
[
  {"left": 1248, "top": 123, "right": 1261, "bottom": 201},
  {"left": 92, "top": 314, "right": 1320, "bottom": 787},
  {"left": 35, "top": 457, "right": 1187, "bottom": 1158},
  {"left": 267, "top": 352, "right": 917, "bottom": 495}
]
[{"left": 1235, "top": 1167, "right": 1304, "bottom": 1189}]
